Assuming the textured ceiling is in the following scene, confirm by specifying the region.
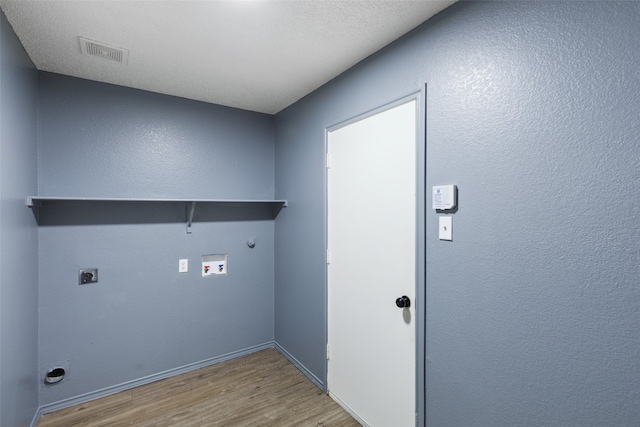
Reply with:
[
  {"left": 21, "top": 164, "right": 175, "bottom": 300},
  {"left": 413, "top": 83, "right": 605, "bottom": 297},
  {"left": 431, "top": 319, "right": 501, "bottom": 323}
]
[{"left": 0, "top": 0, "right": 455, "bottom": 114}]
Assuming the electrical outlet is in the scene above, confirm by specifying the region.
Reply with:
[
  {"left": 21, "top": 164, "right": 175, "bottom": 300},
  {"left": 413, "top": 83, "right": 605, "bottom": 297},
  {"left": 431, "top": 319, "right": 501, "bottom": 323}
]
[
  {"left": 78, "top": 268, "right": 98, "bottom": 285},
  {"left": 179, "top": 259, "right": 188, "bottom": 273}
]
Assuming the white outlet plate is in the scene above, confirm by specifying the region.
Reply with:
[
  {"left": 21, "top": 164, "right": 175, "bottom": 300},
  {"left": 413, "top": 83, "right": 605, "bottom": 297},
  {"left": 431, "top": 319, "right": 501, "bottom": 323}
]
[
  {"left": 439, "top": 216, "right": 452, "bottom": 241},
  {"left": 179, "top": 259, "right": 188, "bottom": 273}
]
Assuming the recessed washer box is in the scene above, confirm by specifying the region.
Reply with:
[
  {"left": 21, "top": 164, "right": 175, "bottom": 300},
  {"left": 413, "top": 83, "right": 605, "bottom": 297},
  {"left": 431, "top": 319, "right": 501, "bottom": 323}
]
[{"left": 202, "top": 254, "right": 227, "bottom": 277}]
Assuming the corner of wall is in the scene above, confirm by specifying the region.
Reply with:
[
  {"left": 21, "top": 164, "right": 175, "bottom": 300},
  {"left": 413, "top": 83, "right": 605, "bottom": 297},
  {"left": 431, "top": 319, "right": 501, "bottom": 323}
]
[{"left": 0, "top": 7, "right": 39, "bottom": 427}]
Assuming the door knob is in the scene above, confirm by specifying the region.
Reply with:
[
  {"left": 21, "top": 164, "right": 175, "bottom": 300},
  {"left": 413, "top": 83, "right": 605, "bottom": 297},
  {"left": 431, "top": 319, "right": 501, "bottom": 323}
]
[{"left": 396, "top": 295, "right": 410, "bottom": 308}]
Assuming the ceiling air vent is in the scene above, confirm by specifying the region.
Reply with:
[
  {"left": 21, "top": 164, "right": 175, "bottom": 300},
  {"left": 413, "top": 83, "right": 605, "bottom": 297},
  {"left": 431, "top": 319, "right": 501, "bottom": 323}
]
[{"left": 79, "top": 37, "right": 129, "bottom": 65}]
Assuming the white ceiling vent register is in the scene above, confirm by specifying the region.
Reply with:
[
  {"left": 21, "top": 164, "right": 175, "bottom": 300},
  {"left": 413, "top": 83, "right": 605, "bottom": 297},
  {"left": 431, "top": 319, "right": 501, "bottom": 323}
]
[{"left": 79, "top": 37, "right": 129, "bottom": 65}]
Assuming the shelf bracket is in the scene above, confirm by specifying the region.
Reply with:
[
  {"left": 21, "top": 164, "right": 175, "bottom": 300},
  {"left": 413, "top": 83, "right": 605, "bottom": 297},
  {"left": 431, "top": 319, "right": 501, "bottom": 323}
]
[
  {"left": 26, "top": 197, "right": 41, "bottom": 224},
  {"left": 186, "top": 201, "right": 196, "bottom": 234}
]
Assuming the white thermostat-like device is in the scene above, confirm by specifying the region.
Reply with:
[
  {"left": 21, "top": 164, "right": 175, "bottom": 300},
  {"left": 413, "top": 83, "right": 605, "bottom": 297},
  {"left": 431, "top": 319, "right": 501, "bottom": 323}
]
[{"left": 432, "top": 185, "right": 457, "bottom": 210}]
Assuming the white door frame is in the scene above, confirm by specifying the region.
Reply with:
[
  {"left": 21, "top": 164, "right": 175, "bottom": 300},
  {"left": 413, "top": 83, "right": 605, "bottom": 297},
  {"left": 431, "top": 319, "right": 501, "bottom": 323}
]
[{"left": 323, "top": 89, "right": 427, "bottom": 426}]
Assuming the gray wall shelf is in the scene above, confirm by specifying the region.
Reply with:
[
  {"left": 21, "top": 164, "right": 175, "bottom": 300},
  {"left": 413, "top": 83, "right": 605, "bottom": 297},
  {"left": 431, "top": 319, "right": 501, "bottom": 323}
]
[{"left": 27, "top": 196, "right": 287, "bottom": 233}]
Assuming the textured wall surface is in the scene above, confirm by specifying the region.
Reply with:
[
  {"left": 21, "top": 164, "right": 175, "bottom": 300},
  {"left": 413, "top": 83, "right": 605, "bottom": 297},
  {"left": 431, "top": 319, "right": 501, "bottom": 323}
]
[
  {"left": 0, "top": 10, "right": 39, "bottom": 427},
  {"left": 37, "top": 73, "right": 277, "bottom": 405},
  {"left": 6, "top": 1, "right": 640, "bottom": 423},
  {"left": 275, "top": 1, "right": 640, "bottom": 425}
]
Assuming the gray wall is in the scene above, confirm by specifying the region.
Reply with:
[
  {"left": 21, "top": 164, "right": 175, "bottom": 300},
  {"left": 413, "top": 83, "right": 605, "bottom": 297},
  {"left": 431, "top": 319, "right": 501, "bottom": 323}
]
[
  {"left": 37, "top": 73, "right": 277, "bottom": 405},
  {"left": 0, "top": 10, "right": 39, "bottom": 427},
  {"left": 4, "top": 1, "right": 640, "bottom": 423},
  {"left": 274, "top": 1, "right": 640, "bottom": 425}
]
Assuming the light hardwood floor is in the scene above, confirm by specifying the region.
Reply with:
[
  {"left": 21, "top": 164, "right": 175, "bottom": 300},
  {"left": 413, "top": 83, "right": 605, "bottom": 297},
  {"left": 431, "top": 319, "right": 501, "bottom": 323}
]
[{"left": 38, "top": 348, "right": 360, "bottom": 426}]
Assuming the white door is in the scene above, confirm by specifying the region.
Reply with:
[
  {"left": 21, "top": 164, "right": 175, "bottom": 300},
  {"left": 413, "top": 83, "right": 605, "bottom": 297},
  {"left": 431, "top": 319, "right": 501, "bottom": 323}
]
[{"left": 327, "top": 99, "right": 416, "bottom": 427}]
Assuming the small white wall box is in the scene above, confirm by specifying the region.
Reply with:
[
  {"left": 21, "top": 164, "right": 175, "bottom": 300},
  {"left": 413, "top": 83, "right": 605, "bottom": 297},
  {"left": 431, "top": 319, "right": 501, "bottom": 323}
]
[
  {"left": 432, "top": 185, "right": 457, "bottom": 210},
  {"left": 202, "top": 254, "right": 228, "bottom": 277}
]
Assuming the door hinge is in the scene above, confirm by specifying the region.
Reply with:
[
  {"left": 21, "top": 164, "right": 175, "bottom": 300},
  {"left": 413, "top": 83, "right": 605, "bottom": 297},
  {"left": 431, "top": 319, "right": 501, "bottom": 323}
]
[
  {"left": 326, "top": 153, "right": 331, "bottom": 169},
  {"left": 326, "top": 344, "right": 331, "bottom": 360},
  {"left": 327, "top": 249, "right": 331, "bottom": 264}
]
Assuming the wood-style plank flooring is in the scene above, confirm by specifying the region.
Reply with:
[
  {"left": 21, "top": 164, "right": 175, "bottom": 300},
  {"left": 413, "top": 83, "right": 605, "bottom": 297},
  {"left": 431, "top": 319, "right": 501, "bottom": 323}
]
[{"left": 38, "top": 348, "right": 360, "bottom": 426}]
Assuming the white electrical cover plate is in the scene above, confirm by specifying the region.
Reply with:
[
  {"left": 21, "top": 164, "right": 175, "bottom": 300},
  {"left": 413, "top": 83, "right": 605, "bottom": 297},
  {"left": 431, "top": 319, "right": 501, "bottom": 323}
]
[
  {"left": 432, "top": 185, "right": 457, "bottom": 210},
  {"left": 439, "top": 216, "right": 452, "bottom": 241}
]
